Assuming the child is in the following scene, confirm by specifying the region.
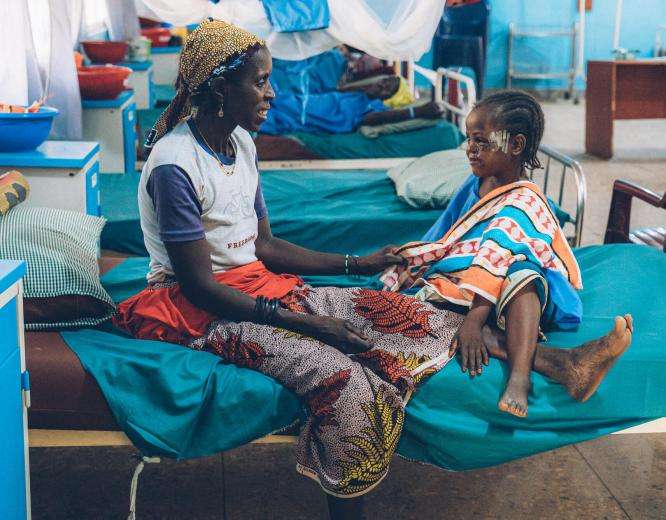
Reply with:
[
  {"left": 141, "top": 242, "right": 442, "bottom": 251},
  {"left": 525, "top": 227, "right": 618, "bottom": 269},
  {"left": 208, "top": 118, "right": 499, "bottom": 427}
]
[{"left": 381, "top": 90, "right": 633, "bottom": 417}]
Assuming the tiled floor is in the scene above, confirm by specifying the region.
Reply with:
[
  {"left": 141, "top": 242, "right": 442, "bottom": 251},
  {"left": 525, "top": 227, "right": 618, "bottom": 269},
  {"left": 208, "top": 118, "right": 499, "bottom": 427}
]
[{"left": 28, "top": 100, "right": 665, "bottom": 519}]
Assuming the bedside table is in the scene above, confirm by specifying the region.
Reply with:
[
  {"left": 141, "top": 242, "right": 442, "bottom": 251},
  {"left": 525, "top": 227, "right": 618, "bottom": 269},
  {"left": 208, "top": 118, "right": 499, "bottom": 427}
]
[{"left": 0, "top": 260, "right": 31, "bottom": 519}]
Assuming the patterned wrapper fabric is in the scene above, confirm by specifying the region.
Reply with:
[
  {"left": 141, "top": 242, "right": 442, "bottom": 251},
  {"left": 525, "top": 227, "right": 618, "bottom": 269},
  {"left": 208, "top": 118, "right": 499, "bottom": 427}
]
[
  {"left": 380, "top": 180, "right": 582, "bottom": 307},
  {"left": 114, "top": 273, "right": 463, "bottom": 497},
  {"left": 0, "top": 170, "right": 30, "bottom": 216}
]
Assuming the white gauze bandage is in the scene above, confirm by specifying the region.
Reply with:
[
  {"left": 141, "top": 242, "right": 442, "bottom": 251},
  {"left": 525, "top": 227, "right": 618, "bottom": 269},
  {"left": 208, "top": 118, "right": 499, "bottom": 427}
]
[{"left": 489, "top": 130, "right": 510, "bottom": 153}]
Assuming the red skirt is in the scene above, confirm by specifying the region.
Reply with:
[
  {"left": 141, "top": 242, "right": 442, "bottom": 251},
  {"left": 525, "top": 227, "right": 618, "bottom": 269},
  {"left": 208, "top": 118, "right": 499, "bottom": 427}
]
[{"left": 113, "top": 260, "right": 302, "bottom": 345}]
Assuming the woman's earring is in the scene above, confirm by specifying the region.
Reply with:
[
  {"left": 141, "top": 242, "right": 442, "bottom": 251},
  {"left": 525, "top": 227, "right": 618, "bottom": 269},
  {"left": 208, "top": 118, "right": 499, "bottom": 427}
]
[
  {"left": 190, "top": 105, "right": 199, "bottom": 118},
  {"left": 217, "top": 106, "right": 224, "bottom": 118}
]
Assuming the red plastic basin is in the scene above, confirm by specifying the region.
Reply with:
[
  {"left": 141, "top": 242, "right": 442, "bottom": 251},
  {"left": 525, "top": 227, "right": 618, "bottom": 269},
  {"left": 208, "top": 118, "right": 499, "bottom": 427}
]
[
  {"left": 139, "top": 17, "right": 161, "bottom": 28},
  {"left": 81, "top": 41, "right": 128, "bottom": 64},
  {"left": 141, "top": 28, "right": 172, "bottom": 47},
  {"left": 77, "top": 65, "right": 131, "bottom": 100}
]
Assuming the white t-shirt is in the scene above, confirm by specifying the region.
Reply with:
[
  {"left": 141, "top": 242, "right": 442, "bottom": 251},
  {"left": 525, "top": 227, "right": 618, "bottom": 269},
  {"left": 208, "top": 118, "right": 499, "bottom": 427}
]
[{"left": 139, "top": 120, "right": 261, "bottom": 282}]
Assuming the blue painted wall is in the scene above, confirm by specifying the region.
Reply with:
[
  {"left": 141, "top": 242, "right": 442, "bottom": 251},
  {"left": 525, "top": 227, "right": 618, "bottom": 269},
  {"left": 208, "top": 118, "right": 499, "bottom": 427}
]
[{"left": 418, "top": 0, "right": 666, "bottom": 91}]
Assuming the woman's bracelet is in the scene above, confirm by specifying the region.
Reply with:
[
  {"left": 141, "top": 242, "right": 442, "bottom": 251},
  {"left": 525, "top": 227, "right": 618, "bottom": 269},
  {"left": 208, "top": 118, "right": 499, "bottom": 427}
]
[
  {"left": 350, "top": 255, "right": 361, "bottom": 276},
  {"left": 254, "top": 296, "right": 280, "bottom": 325}
]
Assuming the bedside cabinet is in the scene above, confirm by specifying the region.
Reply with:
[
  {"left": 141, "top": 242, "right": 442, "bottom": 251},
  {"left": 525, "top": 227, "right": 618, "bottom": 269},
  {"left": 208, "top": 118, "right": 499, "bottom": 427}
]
[
  {"left": 0, "top": 141, "right": 101, "bottom": 217},
  {"left": 0, "top": 261, "right": 31, "bottom": 519}
]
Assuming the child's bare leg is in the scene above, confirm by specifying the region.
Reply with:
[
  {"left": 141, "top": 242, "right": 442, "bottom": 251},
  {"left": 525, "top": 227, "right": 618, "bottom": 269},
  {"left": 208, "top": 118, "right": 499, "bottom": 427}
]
[
  {"left": 483, "top": 315, "right": 633, "bottom": 402},
  {"left": 498, "top": 282, "right": 541, "bottom": 417}
]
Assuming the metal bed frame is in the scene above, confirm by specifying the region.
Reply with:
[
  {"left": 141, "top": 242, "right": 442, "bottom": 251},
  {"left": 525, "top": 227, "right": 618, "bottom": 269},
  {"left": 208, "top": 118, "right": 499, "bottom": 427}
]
[{"left": 533, "top": 144, "right": 586, "bottom": 247}]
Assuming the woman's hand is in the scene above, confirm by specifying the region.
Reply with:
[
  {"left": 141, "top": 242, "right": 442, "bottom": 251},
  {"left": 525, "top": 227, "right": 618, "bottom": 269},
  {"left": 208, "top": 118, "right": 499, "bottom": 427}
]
[
  {"left": 450, "top": 315, "right": 489, "bottom": 377},
  {"left": 355, "top": 245, "right": 406, "bottom": 275},
  {"left": 304, "top": 316, "right": 374, "bottom": 355}
]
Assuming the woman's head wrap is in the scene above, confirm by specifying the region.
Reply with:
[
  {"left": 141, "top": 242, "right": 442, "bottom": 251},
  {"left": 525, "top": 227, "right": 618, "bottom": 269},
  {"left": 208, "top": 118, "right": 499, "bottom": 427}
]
[{"left": 145, "top": 19, "right": 264, "bottom": 148}]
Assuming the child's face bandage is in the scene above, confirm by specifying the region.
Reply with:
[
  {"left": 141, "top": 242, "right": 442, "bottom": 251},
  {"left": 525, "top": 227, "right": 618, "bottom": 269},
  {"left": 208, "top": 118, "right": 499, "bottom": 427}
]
[
  {"left": 463, "top": 129, "right": 510, "bottom": 155},
  {"left": 488, "top": 130, "right": 510, "bottom": 153}
]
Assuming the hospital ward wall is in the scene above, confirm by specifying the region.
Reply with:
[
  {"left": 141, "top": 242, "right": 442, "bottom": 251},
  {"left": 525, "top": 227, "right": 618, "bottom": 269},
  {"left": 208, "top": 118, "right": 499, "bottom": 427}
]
[{"left": 417, "top": 0, "right": 666, "bottom": 94}]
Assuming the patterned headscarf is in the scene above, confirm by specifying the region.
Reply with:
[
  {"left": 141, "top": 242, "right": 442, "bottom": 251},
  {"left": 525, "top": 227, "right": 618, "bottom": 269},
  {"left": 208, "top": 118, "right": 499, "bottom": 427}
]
[{"left": 145, "top": 19, "right": 264, "bottom": 148}]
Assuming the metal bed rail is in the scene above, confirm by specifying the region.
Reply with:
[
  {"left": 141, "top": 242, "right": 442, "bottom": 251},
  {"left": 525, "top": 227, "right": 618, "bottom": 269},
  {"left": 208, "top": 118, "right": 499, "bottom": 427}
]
[
  {"left": 413, "top": 64, "right": 477, "bottom": 133},
  {"left": 534, "top": 144, "right": 587, "bottom": 247}
]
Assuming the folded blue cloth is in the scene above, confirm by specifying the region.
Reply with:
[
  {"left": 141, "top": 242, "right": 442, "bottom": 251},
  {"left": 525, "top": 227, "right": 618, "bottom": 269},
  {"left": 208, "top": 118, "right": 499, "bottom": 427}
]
[{"left": 262, "top": 0, "right": 330, "bottom": 32}]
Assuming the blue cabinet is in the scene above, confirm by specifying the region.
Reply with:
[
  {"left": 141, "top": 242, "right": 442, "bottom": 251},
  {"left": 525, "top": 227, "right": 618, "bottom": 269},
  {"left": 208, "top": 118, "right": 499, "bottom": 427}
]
[{"left": 0, "top": 261, "right": 30, "bottom": 519}]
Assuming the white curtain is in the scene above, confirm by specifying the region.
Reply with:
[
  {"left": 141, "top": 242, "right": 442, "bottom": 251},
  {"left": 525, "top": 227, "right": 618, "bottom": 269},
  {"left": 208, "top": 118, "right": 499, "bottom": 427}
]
[
  {"left": 135, "top": 0, "right": 443, "bottom": 61},
  {"left": 0, "top": 0, "right": 42, "bottom": 105},
  {"left": 28, "top": 0, "right": 84, "bottom": 140},
  {"left": 106, "top": 0, "right": 141, "bottom": 41}
]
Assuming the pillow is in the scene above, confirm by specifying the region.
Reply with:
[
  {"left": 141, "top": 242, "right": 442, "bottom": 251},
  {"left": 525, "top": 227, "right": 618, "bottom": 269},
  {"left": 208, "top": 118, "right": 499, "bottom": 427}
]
[
  {"left": 387, "top": 148, "right": 472, "bottom": 209},
  {"left": 0, "top": 170, "right": 30, "bottom": 216},
  {"left": 0, "top": 206, "right": 115, "bottom": 330}
]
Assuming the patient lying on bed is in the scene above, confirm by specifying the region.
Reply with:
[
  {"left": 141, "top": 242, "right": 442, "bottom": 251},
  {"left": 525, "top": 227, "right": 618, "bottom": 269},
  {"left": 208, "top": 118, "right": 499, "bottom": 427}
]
[
  {"left": 382, "top": 90, "right": 633, "bottom": 417},
  {"left": 261, "top": 47, "right": 445, "bottom": 135}
]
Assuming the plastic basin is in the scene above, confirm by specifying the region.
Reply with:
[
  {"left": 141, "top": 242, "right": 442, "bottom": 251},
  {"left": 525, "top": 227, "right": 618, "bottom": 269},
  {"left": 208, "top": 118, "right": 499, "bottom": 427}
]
[
  {"left": 81, "top": 41, "right": 128, "bottom": 64},
  {"left": 139, "top": 17, "right": 162, "bottom": 28},
  {"left": 78, "top": 65, "right": 132, "bottom": 100},
  {"left": 0, "top": 107, "right": 59, "bottom": 152},
  {"left": 141, "top": 28, "right": 172, "bottom": 47}
]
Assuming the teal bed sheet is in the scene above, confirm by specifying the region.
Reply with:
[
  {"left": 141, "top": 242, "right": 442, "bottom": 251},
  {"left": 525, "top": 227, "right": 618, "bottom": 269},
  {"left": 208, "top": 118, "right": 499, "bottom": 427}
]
[
  {"left": 291, "top": 120, "right": 464, "bottom": 159},
  {"left": 136, "top": 107, "right": 463, "bottom": 160},
  {"left": 100, "top": 169, "right": 444, "bottom": 256},
  {"left": 63, "top": 244, "right": 666, "bottom": 470}
]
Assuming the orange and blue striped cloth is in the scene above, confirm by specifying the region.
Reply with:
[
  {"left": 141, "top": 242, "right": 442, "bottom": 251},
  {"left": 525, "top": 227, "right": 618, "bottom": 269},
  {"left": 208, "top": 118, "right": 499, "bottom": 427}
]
[{"left": 382, "top": 180, "right": 582, "bottom": 313}]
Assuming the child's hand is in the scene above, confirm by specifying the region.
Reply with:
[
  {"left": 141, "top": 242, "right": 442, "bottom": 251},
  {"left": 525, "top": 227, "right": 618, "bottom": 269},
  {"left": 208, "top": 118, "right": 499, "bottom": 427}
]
[{"left": 450, "top": 317, "right": 489, "bottom": 377}]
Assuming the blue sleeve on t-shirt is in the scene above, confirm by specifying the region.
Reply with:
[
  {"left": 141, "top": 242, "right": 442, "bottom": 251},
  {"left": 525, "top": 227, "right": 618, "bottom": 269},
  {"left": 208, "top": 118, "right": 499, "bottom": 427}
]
[
  {"left": 146, "top": 164, "right": 269, "bottom": 242},
  {"left": 146, "top": 165, "right": 205, "bottom": 243},
  {"left": 255, "top": 181, "right": 268, "bottom": 220}
]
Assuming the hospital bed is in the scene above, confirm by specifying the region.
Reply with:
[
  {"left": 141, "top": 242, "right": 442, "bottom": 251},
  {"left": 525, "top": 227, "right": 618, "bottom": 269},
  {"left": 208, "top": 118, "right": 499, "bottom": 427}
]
[
  {"left": 255, "top": 64, "right": 475, "bottom": 161},
  {"left": 138, "top": 66, "right": 475, "bottom": 162},
  {"left": 25, "top": 243, "right": 666, "bottom": 512},
  {"left": 25, "top": 145, "right": 665, "bottom": 515},
  {"left": 100, "top": 143, "right": 586, "bottom": 258}
]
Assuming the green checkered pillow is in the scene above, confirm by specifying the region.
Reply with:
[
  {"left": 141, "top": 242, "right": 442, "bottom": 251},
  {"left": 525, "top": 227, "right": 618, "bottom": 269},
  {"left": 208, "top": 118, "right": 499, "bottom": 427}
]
[{"left": 0, "top": 206, "right": 115, "bottom": 330}]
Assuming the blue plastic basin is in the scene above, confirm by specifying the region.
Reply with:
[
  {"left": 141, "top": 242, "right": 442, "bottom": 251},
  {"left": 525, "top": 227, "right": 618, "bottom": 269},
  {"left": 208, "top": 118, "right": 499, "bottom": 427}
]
[{"left": 0, "top": 107, "right": 59, "bottom": 152}]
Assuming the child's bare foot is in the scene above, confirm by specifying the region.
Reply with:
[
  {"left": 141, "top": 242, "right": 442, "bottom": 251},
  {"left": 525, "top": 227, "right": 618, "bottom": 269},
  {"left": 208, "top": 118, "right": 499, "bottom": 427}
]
[
  {"left": 498, "top": 373, "right": 531, "bottom": 417},
  {"left": 563, "top": 314, "right": 633, "bottom": 402}
]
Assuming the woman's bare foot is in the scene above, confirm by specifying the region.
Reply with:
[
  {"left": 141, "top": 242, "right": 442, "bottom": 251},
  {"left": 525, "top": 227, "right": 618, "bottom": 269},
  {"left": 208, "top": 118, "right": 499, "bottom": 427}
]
[
  {"left": 498, "top": 373, "right": 531, "bottom": 417},
  {"left": 562, "top": 314, "right": 633, "bottom": 402}
]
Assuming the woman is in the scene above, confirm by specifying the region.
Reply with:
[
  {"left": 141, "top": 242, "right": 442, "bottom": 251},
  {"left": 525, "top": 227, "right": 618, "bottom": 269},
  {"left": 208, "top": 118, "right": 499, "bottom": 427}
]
[{"left": 115, "top": 19, "right": 464, "bottom": 518}]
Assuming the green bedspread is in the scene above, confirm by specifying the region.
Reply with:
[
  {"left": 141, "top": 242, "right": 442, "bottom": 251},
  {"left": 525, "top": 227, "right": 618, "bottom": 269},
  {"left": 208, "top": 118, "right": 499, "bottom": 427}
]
[
  {"left": 63, "top": 244, "right": 666, "bottom": 470},
  {"left": 136, "top": 107, "right": 463, "bottom": 161},
  {"left": 100, "top": 169, "right": 444, "bottom": 256},
  {"left": 291, "top": 120, "right": 464, "bottom": 159}
]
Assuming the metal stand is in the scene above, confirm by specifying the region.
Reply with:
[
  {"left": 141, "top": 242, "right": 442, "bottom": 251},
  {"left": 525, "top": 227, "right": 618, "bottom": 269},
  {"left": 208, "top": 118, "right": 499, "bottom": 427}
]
[
  {"left": 507, "top": 22, "right": 579, "bottom": 102},
  {"left": 656, "top": 25, "right": 666, "bottom": 57}
]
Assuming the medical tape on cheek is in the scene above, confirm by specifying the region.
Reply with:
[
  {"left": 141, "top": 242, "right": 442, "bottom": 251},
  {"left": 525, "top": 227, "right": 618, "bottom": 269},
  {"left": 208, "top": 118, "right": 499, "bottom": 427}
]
[{"left": 489, "top": 130, "right": 510, "bottom": 153}]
